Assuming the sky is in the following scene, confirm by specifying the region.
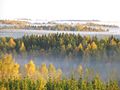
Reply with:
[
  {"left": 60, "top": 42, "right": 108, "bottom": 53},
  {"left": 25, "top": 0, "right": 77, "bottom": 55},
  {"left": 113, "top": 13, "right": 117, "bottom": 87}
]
[{"left": 0, "top": 0, "right": 120, "bottom": 21}]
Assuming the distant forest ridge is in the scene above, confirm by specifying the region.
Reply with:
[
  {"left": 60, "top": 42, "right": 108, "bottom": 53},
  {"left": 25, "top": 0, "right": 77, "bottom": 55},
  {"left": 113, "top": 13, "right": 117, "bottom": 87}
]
[
  {"left": 0, "top": 19, "right": 119, "bottom": 31},
  {"left": 54, "top": 19, "right": 100, "bottom": 22}
]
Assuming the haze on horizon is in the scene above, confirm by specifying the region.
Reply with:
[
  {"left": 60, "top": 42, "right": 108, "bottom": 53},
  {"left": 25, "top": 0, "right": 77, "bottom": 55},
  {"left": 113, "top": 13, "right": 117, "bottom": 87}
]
[{"left": 0, "top": 0, "right": 120, "bottom": 22}]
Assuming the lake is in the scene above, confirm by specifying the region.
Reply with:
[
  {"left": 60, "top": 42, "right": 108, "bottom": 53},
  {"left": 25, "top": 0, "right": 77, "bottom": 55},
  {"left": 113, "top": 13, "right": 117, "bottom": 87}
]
[{"left": 0, "top": 29, "right": 120, "bottom": 39}]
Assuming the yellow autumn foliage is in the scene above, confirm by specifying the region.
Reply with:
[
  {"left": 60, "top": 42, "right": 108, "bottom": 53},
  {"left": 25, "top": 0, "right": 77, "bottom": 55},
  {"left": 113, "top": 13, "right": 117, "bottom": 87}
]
[
  {"left": 20, "top": 42, "right": 26, "bottom": 52},
  {"left": 8, "top": 38, "right": 16, "bottom": 48},
  {"left": 111, "top": 38, "right": 117, "bottom": 46},
  {"left": 85, "top": 43, "right": 91, "bottom": 52},
  {"left": 55, "top": 69, "right": 62, "bottom": 80},
  {"left": 48, "top": 64, "right": 56, "bottom": 79},
  {"left": 78, "top": 43, "right": 83, "bottom": 50},
  {"left": 38, "top": 76, "right": 47, "bottom": 90},
  {"left": 40, "top": 63, "right": 48, "bottom": 74},
  {"left": 0, "top": 86, "right": 7, "bottom": 90},
  {"left": 40, "top": 63, "right": 48, "bottom": 79},
  {"left": 1, "top": 37, "right": 6, "bottom": 44},
  {"left": 0, "top": 54, "right": 20, "bottom": 79},
  {"left": 91, "top": 42, "right": 97, "bottom": 50},
  {"left": 25, "top": 60, "right": 36, "bottom": 77}
]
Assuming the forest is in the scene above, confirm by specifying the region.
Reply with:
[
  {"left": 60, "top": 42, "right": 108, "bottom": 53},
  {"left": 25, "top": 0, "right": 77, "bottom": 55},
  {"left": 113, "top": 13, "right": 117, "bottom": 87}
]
[
  {"left": 0, "top": 0, "right": 120, "bottom": 89},
  {"left": 0, "top": 34, "right": 120, "bottom": 90},
  {"left": 0, "top": 20, "right": 106, "bottom": 31},
  {"left": 0, "top": 34, "right": 120, "bottom": 61},
  {"left": 0, "top": 54, "right": 120, "bottom": 90}
]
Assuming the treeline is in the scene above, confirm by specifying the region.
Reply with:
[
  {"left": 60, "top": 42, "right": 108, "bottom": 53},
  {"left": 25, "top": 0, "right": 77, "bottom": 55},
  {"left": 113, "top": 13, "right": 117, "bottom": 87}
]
[
  {"left": 0, "top": 20, "right": 28, "bottom": 25},
  {"left": 0, "top": 54, "right": 119, "bottom": 90},
  {"left": 0, "top": 34, "right": 120, "bottom": 61},
  {"left": 0, "top": 20, "right": 105, "bottom": 31},
  {"left": 25, "top": 24, "right": 105, "bottom": 31},
  {"left": 0, "top": 20, "right": 28, "bottom": 30},
  {"left": 86, "top": 23, "right": 119, "bottom": 28}
]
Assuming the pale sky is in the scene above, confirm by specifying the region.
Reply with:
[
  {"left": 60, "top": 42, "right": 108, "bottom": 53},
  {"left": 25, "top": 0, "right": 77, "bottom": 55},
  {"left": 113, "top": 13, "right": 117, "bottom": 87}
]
[{"left": 0, "top": 0, "right": 120, "bottom": 21}]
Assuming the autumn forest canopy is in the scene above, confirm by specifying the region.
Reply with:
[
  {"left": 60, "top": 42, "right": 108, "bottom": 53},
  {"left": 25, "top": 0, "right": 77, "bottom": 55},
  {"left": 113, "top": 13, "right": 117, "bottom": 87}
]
[
  {"left": 0, "top": 34, "right": 120, "bottom": 61},
  {"left": 0, "top": 54, "right": 120, "bottom": 90},
  {"left": 0, "top": 33, "right": 120, "bottom": 89},
  {"left": 1, "top": 0, "right": 120, "bottom": 88}
]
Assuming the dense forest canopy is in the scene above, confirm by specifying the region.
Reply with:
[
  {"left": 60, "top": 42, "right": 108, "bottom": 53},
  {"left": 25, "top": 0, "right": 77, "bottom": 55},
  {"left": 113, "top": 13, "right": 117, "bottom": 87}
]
[{"left": 0, "top": 34, "right": 120, "bottom": 62}]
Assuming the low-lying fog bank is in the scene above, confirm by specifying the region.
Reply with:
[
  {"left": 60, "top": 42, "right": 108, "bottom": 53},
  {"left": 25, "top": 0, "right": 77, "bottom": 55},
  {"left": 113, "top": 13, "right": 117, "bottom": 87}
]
[{"left": 12, "top": 54, "right": 120, "bottom": 81}]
